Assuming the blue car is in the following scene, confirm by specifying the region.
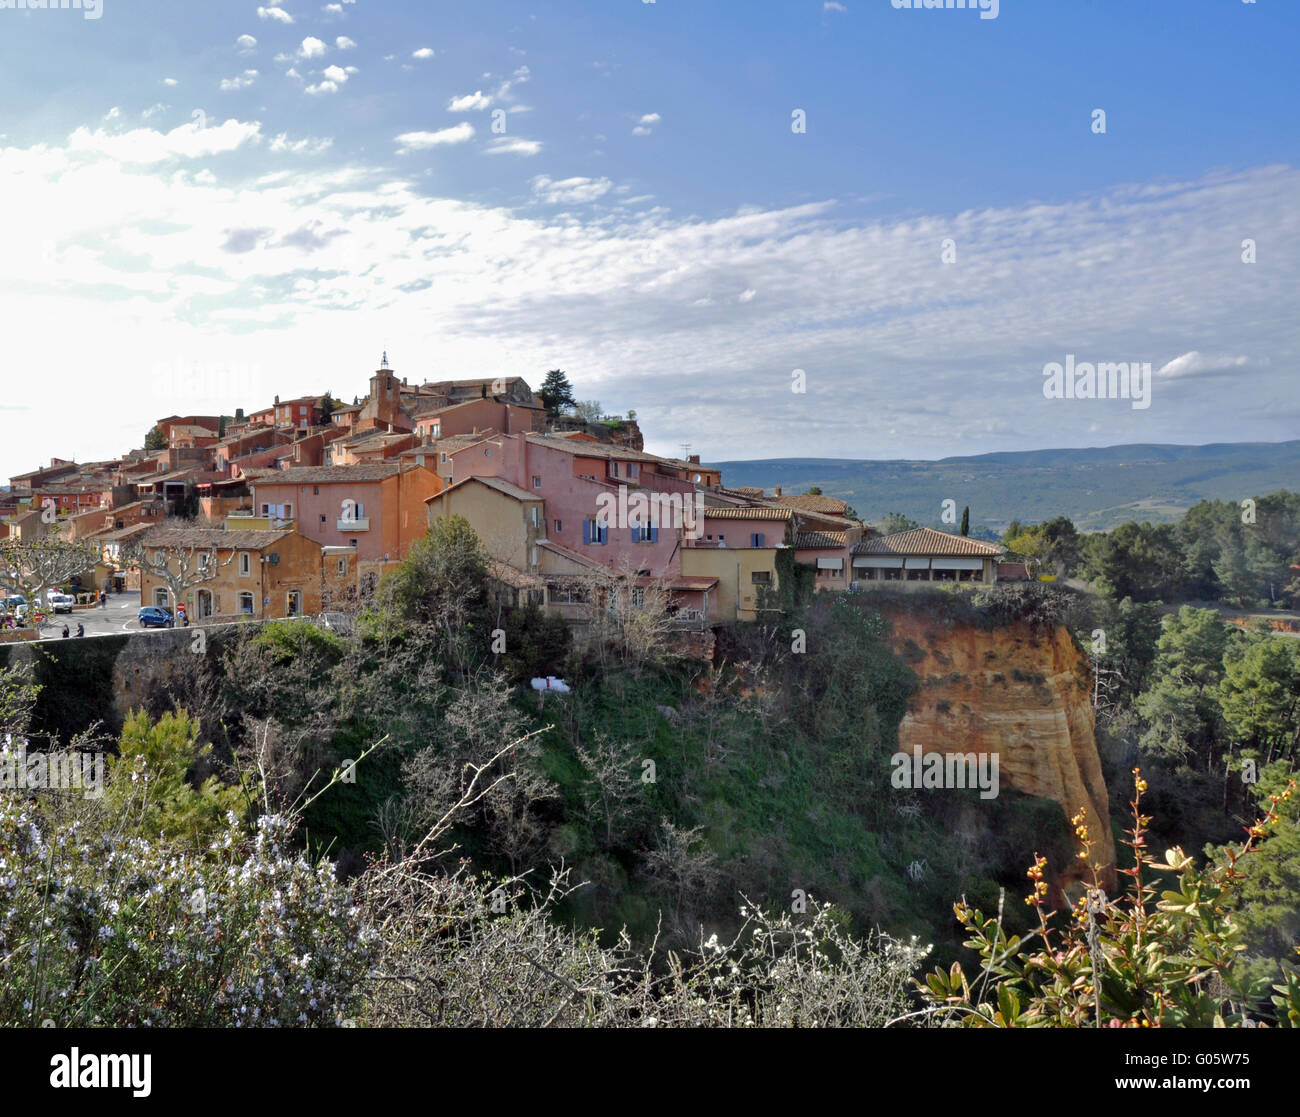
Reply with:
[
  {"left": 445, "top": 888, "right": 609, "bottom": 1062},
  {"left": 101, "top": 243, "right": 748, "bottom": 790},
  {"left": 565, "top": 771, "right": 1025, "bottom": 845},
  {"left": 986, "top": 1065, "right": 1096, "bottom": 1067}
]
[{"left": 138, "top": 606, "right": 174, "bottom": 629}]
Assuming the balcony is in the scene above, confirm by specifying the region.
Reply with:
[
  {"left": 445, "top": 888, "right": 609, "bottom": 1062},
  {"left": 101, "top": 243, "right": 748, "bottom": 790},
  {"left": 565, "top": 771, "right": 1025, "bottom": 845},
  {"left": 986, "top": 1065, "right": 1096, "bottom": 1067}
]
[{"left": 337, "top": 516, "right": 370, "bottom": 531}]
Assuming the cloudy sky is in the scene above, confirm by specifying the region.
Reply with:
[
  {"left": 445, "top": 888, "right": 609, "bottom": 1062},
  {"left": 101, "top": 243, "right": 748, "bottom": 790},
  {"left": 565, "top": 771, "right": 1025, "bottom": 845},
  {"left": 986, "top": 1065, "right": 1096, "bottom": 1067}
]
[{"left": 0, "top": 0, "right": 1296, "bottom": 480}]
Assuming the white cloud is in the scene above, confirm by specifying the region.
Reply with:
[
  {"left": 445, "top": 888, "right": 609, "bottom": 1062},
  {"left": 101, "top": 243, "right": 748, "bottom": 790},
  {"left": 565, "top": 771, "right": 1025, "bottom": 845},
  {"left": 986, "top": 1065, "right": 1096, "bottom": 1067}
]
[
  {"left": 824, "top": 2, "right": 847, "bottom": 11},
  {"left": 738, "top": 288, "right": 757, "bottom": 303},
  {"left": 305, "top": 80, "right": 339, "bottom": 95},
  {"left": 1155, "top": 351, "right": 1253, "bottom": 379},
  {"left": 0, "top": 132, "right": 1294, "bottom": 481},
  {"left": 483, "top": 136, "right": 542, "bottom": 156},
  {"left": 412, "top": 47, "right": 434, "bottom": 60},
  {"left": 220, "top": 70, "right": 260, "bottom": 92},
  {"left": 448, "top": 91, "right": 493, "bottom": 112},
  {"left": 323, "top": 2, "right": 343, "bottom": 11},
  {"left": 104, "top": 107, "right": 121, "bottom": 121},
  {"left": 141, "top": 103, "right": 168, "bottom": 120},
  {"left": 495, "top": 64, "right": 530, "bottom": 102},
  {"left": 395, "top": 123, "right": 475, "bottom": 153},
  {"left": 257, "top": 6, "right": 294, "bottom": 23},
  {"left": 299, "top": 36, "right": 327, "bottom": 59},
  {"left": 336, "top": 36, "right": 356, "bottom": 49},
  {"left": 163, "top": 77, "right": 179, "bottom": 86},
  {"left": 632, "top": 112, "right": 661, "bottom": 136},
  {"left": 322, "top": 65, "right": 349, "bottom": 83},
  {"left": 269, "top": 132, "right": 334, "bottom": 154},
  {"left": 236, "top": 34, "right": 258, "bottom": 54},
  {"left": 65, "top": 118, "right": 263, "bottom": 163},
  {"left": 532, "top": 175, "right": 614, "bottom": 205}
]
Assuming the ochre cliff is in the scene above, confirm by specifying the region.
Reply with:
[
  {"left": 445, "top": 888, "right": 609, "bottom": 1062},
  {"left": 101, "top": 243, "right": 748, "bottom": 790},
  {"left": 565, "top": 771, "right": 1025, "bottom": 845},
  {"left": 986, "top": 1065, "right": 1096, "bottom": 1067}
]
[{"left": 882, "top": 608, "right": 1115, "bottom": 891}]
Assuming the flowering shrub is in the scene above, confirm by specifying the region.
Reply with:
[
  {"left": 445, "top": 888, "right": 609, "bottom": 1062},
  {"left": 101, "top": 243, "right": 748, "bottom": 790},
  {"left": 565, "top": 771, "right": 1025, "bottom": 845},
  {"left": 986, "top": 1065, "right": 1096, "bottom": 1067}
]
[
  {"left": 918, "top": 769, "right": 1300, "bottom": 1027},
  {"left": 0, "top": 797, "right": 375, "bottom": 1027}
]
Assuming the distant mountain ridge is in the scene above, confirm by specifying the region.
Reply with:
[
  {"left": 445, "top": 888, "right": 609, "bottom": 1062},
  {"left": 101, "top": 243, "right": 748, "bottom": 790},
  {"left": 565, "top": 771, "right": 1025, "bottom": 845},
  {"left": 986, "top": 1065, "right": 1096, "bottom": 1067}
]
[{"left": 707, "top": 440, "right": 1300, "bottom": 532}]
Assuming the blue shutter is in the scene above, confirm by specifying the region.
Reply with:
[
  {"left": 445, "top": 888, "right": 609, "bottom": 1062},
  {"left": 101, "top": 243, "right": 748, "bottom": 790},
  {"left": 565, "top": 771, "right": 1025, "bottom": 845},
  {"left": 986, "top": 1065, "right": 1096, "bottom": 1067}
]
[
  {"left": 583, "top": 520, "right": 591, "bottom": 544},
  {"left": 650, "top": 523, "right": 659, "bottom": 543},
  {"left": 755, "top": 533, "right": 765, "bottom": 548},
  {"left": 599, "top": 524, "right": 608, "bottom": 544},
  {"left": 631, "top": 526, "right": 638, "bottom": 544}
]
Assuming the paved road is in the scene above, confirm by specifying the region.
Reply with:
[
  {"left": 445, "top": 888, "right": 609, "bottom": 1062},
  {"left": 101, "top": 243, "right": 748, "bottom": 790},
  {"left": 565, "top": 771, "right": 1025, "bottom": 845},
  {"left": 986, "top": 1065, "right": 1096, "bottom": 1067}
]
[{"left": 29, "top": 596, "right": 160, "bottom": 640}]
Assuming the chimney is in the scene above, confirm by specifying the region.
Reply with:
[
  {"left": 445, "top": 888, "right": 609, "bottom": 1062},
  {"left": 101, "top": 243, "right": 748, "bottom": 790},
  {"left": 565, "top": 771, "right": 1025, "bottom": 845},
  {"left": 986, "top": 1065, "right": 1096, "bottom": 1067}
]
[
  {"left": 689, "top": 454, "right": 700, "bottom": 464},
  {"left": 775, "top": 486, "right": 782, "bottom": 497},
  {"left": 274, "top": 395, "right": 280, "bottom": 405}
]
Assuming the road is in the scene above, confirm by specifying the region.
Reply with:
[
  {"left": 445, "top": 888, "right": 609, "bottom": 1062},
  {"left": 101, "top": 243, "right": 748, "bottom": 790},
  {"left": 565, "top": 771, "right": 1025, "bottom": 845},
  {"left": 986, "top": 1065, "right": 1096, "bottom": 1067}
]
[{"left": 28, "top": 595, "right": 162, "bottom": 640}]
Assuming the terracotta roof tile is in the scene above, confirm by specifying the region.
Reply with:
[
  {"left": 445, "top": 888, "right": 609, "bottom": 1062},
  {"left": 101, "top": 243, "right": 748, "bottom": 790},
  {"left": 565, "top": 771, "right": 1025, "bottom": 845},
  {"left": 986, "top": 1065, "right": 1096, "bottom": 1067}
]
[{"left": 852, "top": 527, "right": 1004, "bottom": 557}]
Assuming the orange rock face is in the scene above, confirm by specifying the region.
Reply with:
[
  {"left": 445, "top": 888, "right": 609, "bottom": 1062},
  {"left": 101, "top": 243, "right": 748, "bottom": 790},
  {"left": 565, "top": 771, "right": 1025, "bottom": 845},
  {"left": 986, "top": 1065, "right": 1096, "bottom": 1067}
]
[{"left": 882, "top": 607, "right": 1115, "bottom": 892}]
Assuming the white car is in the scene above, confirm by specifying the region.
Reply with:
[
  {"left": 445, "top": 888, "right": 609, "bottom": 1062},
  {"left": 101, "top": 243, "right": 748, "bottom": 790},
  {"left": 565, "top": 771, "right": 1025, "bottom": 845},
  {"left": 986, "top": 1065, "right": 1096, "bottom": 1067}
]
[{"left": 47, "top": 593, "right": 76, "bottom": 615}]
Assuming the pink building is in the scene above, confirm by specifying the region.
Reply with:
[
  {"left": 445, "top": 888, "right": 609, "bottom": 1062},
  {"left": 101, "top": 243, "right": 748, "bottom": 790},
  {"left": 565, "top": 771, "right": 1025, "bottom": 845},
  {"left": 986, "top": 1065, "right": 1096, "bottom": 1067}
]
[
  {"left": 247, "top": 462, "right": 441, "bottom": 562},
  {"left": 446, "top": 433, "right": 687, "bottom": 576}
]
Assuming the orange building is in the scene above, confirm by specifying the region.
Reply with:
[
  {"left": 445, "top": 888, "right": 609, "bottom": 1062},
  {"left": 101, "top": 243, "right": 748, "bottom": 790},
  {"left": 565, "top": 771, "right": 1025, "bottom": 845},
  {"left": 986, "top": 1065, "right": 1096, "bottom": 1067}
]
[{"left": 138, "top": 526, "right": 325, "bottom": 621}]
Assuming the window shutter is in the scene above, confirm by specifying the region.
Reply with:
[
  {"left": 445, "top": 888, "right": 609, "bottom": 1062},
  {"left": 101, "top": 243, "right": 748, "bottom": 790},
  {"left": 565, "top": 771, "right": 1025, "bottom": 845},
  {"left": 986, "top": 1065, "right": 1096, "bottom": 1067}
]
[
  {"left": 631, "top": 527, "right": 638, "bottom": 544},
  {"left": 650, "top": 523, "right": 659, "bottom": 543},
  {"left": 583, "top": 520, "right": 591, "bottom": 544}
]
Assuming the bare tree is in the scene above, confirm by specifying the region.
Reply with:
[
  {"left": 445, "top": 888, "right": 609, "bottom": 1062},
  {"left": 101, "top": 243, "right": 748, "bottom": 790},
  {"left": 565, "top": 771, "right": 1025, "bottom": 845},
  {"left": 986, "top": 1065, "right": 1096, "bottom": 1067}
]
[
  {"left": 0, "top": 536, "right": 98, "bottom": 610},
  {"left": 123, "top": 529, "right": 234, "bottom": 612},
  {"left": 582, "top": 560, "right": 678, "bottom": 672},
  {"left": 576, "top": 731, "right": 646, "bottom": 847}
]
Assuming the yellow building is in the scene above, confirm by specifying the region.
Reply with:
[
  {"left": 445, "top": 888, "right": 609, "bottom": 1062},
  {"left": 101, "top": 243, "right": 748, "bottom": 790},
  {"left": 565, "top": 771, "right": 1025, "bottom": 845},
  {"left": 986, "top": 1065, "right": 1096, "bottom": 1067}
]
[{"left": 680, "top": 545, "right": 783, "bottom": 622}]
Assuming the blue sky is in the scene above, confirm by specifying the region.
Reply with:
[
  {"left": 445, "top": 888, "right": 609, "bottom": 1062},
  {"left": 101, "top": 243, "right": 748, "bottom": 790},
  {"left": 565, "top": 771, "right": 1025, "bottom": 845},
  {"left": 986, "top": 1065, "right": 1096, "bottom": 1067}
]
[{"left": 0, "top": 0, "right": 1296, "bottom": 478}]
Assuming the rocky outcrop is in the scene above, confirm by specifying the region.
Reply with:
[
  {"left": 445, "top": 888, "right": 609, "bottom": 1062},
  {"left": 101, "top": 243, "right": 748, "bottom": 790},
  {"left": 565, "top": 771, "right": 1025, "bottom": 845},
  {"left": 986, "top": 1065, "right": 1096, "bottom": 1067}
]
[{"left": 882, "top": 607, "right": 1115, "bottom": 890}]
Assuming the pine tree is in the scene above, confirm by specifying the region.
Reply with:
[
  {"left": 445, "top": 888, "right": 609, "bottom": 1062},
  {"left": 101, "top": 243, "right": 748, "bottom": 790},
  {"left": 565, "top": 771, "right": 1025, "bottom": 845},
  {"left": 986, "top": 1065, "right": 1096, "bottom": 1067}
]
[
  {"left": 538, "top": 369, "right": 576, "bottom": 417},
  {"left": 960, "top": 506, "right": 970, "bottom": 536}
]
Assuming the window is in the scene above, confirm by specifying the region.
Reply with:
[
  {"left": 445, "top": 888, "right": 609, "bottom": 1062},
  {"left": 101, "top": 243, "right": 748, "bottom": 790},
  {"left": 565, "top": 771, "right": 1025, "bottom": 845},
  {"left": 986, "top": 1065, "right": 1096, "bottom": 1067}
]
[
  {"left": 610, "top": 461, "right": 620, "bottom": 478},
  {"left": 313, "top": 485, "right": 320, "bottom": 495},
  {"left": 320, "top": 514, "right": 326, "bottom": 524},
  {"left": 529, "top": 506, "right": 541, "bottom": 527},
  {"left": 154, "top": 588, "right": 169, "bottom": 607},
  {"left": 337, "top": 558, "right": 347, "bottom": 575},
  {"left": 198, "top": 552, "right": 211, "bottom": 572},
  {"left": 532, "top": 476, "right": 542, "bottom": 489},
  {"left": 751, "top": 570, "right": 772, "bottom": 584},
  {"left": 555, "top": 520, "right": 562, "bottom": 534},
  {"left": 750, "top": 533, "right": 766, "bottom": 548},
  {"left": 632, "top": 520, "right": 659, "bottom": 543},
  {"left": 440, "top": 453, "right": 449, "bottom": 464},
  {"left": 484, "top": 448, "right": 492, "bottom": 457},
  {"left": 238, "top": 592, "right": 254, "bottom": 614},
  {"left": 583, "top": 519, "right": 608, "bottom": 545},
  {"left": 286, "top": 590, "right": 301, "bottom": 617},
  {"left": 238, "top": 552, "right": 251, "bottom": 576},
  {"left": 628, "top": 463, "right": 639, "bottom": 479},
  {"left": 630, "top": 587, "right": 646, "bottom": 608}
]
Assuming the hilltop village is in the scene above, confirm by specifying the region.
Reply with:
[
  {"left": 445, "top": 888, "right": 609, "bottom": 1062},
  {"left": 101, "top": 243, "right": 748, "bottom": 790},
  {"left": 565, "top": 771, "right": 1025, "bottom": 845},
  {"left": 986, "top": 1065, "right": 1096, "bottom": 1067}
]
[{"left": 0, "top": 358, "right": 1014, "bottom": 633}]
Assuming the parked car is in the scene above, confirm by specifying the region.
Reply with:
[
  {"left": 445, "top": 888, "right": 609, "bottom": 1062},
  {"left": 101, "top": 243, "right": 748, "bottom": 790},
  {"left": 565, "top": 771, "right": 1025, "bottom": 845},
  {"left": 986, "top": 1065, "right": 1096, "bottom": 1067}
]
[
  {"left": 138, "top": 606, "right": 174, "bottom": 629},
  {"left": 47, "top": 593, "right": 75, "bottom": 615}
]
